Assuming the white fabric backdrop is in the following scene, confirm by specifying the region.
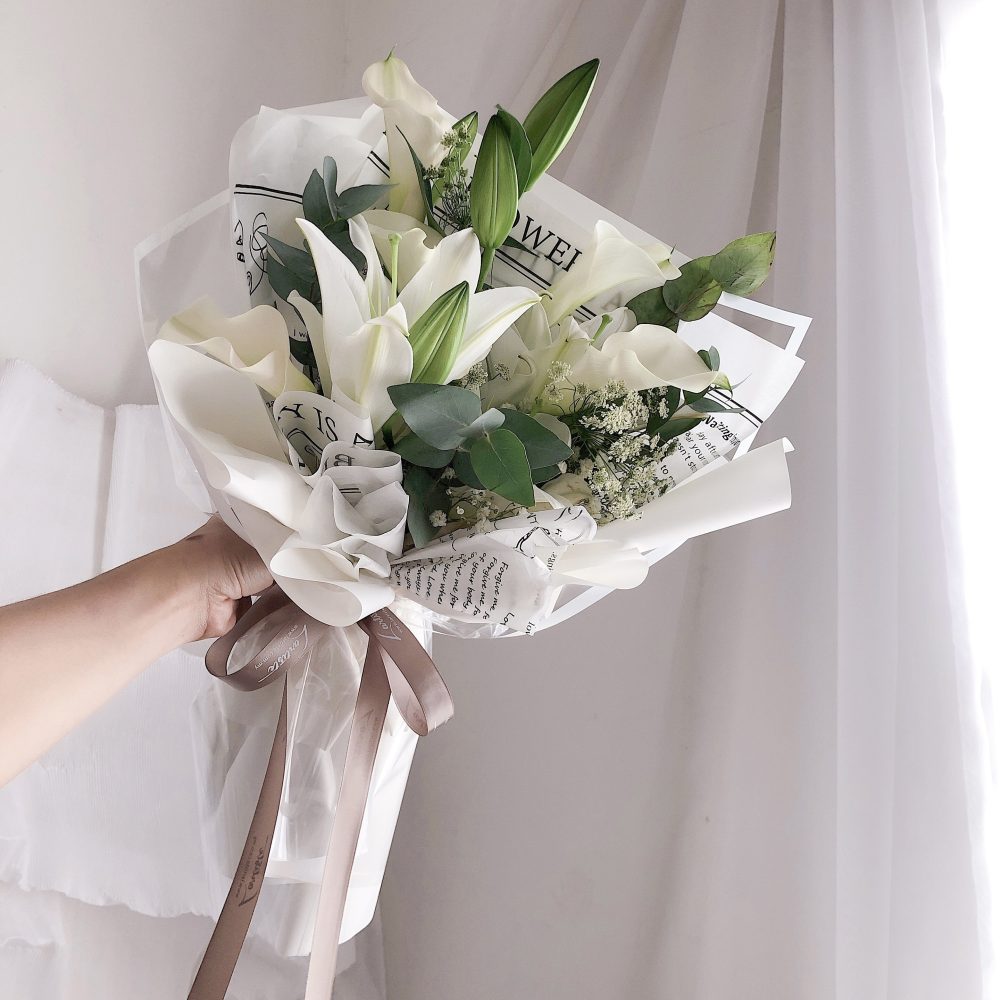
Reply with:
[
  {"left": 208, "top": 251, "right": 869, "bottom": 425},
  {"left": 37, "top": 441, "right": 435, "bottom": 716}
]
[{"left": 0, "top": 1, "right": 990, "bottom": 998}]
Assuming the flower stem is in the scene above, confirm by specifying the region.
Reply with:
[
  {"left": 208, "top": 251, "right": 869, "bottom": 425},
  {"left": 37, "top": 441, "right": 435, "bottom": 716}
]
[
  {"left": 388, "top": 233, "right": 401, "bottom": 306},
  {"left": 477, "top": 247, "right": 495, "bottom": 292}
]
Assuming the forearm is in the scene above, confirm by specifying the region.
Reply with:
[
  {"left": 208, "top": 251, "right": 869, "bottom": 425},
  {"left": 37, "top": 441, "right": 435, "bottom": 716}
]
[{"left": 0, "top": 546, "right": 202, "bottom": 785}]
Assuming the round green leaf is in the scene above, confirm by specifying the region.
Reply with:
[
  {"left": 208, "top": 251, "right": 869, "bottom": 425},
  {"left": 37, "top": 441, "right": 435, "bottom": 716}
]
[{"left": 469, "top": 429, "right": 535, "bottom": 506}]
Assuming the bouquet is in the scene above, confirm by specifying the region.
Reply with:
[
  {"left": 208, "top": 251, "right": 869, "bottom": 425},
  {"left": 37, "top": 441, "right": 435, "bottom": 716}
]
[{"left": 138, "top": 52, "right": 807, "bottom": 1000}]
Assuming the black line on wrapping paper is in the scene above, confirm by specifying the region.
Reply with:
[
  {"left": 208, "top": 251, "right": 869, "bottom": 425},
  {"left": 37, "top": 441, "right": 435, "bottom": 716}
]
[{"left": 235, "top": 183, "right": 302, "bottom": 201}]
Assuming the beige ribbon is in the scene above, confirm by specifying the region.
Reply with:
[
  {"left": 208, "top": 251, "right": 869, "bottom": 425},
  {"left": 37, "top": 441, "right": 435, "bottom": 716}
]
[{"left": 187, "top": 585, "right": 453, "bottom": 1000}]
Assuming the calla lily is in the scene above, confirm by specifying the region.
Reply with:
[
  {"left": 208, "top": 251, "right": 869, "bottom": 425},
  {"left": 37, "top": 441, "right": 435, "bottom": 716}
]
[
  {"left": 543, "top": 221, "right": 681, "bottom": 323},
  {"left": 362, "top": 53, "right": 453, "bottom": 219},
  {"left": 567, "top": 323, "right": 716, "bottom": 393},
  {"left": 159, "top": 297, "right": 313, "bottom": 398}
]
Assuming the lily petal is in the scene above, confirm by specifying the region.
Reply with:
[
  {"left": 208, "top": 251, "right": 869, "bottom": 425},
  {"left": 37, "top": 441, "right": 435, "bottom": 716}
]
[
  {"left": 329, "top": 301, "right": 413, "bottom": 427},
  {"left": 298, "top": 217, "right": 371, "bottom": 336},
  {"left": 397, "top": 227, "right": 481, "bottom": 322},
  {"left": 363, "top": 209, "right": 442, "bottom": 286},
  {"left": 448, "top": 285, "right": 540, "bottom": 382},
  {"left": 348, "top": 216, "right": 391, "bottom": 317}
]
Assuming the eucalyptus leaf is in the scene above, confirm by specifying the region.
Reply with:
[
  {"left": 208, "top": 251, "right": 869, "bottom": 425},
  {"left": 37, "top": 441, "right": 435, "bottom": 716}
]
[
  {"left": 393, "top": 433, "right": 455, "bottom": 469},
  {"left": 403, "top": 467, "right": 449, "bottom": 548},
  {"left": 469, "top": 429, "right": 535, "bottom": 506},
  {"left": 498, "top": 408, "right": 572, "bottom": 467},
  {"left": 522, "top": 58, "right": 599, "bottom": 190},
  {"left": 661, "top": 256, "right": 723, "bottom": 323},
  {"left": 531, "top": 464, "right": 562, "bottom": 484},
  {"left": 335, "top": 183, "right": 394, "bottom": 219},
  {"left": 302, "top": 169, "right": 335, "bottom": 230},
  {"left": 709, "top": 232, "right": 776, "bottom": 296},
  {"left": 263, "top": 235, "right": 315, "bottom": 279},
  {"left": 496, "top": 106, "right": 532, "bottom": 194},
  {"left": 322, "top": 156, "right": 339, "bottom": 215},
  {"left": 470, "top": 114, "right": 519, "bottom": 253},
  {"left": 458, "top": 407, "right": 505, "bottom": 440},
  {"left": 696, "top": 346, "right": 721, "bottom": 371},
  {"left": 627, "top": 285, "right": 674, "bottom": 326},
  {"left": 387, "top": 383, "right": 484, "bottom": 451},
  {"left": 452, "top": 450, "right": 484, "bottom": 489}
]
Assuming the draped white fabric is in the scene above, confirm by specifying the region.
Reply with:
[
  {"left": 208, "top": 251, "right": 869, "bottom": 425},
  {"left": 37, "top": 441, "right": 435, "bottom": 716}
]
[
  {"left": 0, "top": 1, "right": 990, "bottom": 998},
  {"left": 329, "top": 2, "right": 988, "bottom": 998}
]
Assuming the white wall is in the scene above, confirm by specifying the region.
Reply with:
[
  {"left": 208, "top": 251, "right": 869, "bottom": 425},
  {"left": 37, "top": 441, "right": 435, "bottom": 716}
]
[{"left": 0, "top": 1, "right": 349, "bottom": 408}]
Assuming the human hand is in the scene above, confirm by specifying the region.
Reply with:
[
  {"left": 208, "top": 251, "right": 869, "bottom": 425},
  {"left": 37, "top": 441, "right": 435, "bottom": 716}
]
[{"left": 165, "top": 516, "right": 274, "bottom": 641}]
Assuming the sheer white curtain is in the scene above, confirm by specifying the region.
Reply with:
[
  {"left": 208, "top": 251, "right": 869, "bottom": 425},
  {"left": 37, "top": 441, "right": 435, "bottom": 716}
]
[{"left": 332, "top": 2, "right": 988, "bottom": 997}]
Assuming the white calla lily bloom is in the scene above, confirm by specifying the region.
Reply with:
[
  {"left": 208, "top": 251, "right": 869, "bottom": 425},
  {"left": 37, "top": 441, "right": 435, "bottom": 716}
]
[
  {"left": 362, "top": 53, "right": 453, "bottom": 219},
  {"left": 543, "top": 221, "right": 681, "bottom": 324},
  {"left": 158, "top": 298, "right": 314, "bottom": 398}
]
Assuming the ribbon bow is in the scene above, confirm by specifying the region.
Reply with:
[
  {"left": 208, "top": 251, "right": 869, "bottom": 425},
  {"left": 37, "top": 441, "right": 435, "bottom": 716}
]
[{"left": 187, "top": 585, "right": 453, "bottom": 1000}]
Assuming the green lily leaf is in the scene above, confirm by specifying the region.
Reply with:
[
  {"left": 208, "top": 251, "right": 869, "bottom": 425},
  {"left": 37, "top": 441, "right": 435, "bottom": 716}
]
[
  {"left": 522, "top": 58, "right": 599, "bottom": 190},
  {"left": 470, "top": 113, "right": 519, "bottom": 253},
  {"left": 661, "top": 256, "right": 723, "bottom": 323},
  {"left": 408, "top": 282, "right": 470, "bottom": 384},
  {"left": 399, "top": 129, "right": 445, "bottom": 235},
  {"left": 458, "top": 408, "right": 505, "bottom": 441},
  {"left": 496, "top": 106, "right": 532, "bottom": 194},
  {"left": 469, "top": 428, "right": 535, "bottom": 506},
  {"left": 387, "top": 383, "right": 484, "bottom": 450},
  {"left": 648, "top": 416, "right": 705, "bottom": 442},
  {"left": 684, "top": 397, "right": 746, "bottom": 414},
  {"left": 403, "top": 466, "right": 450, "bottom": 548},
  {"left": 709, "top": 232, "right": 776, "bottom": 296},
  {"left": 626, "top": 285, "right": 674, "bottom": 326},
  {"left": 498, "top": 408, "right": 572, "bottom": 467},
  {"left": 393, "top": 433, "right": 455, "bottom": 469}
]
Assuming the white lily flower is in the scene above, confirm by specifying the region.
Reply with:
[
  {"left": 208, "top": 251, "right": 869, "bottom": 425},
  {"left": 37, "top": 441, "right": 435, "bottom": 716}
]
[
  {"left": 363, "top": 209, "right": 441, "bottom": 286},
  {"left": 362, "top": 53, "right": 453, "bottom": 219},
  {"left": 299, "top": 219, "right": 538, "bottom": 400},
  {"left": 159, "top": 297, "right": 313, "bottom": 398},
  {"left": 543, "top": 221, "right": 680, "bottom": 324}
]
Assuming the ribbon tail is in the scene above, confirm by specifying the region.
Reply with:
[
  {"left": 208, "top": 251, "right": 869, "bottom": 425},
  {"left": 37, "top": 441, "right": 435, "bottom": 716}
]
[
  {"left": 188, "top": 678, "right": 288, "bottom": 1000},
  {"left": 303, "top": 634, "right": 392, "bottom": 1000}
]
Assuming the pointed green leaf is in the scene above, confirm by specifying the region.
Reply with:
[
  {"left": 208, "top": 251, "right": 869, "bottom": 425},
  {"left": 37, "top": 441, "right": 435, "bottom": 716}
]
[
  {"left": 685, "top": 397, "right": 746, "bottom": 414},
  {"left": 498, "top": 409, "right": 572, "bottom": 467},
  {"left": 648, "top": 416, "right": 705, "bottom": 442},
  {"left": 522, "top": 58, "right": 599, "bottom": 190},
  {"left": 469, "top": 429, "right": 535, "bottom": 506},
  {"left": 399, "top": 129, "right": 445, "bottom": 234},
  {"left": 496, "top": 106, "right": 532, "bottom": 194},
  {"left": 387, "top": 383, "right": 484, "bottom": 450},
  {"left": 709, "top": 232, "right": 776, "bottom": 296},
  {"left": 661, "top": 256, "right": 723, "bottom": 323},
  {"left": 471, "top": 113, "right": 519, "bottom": 253}
]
